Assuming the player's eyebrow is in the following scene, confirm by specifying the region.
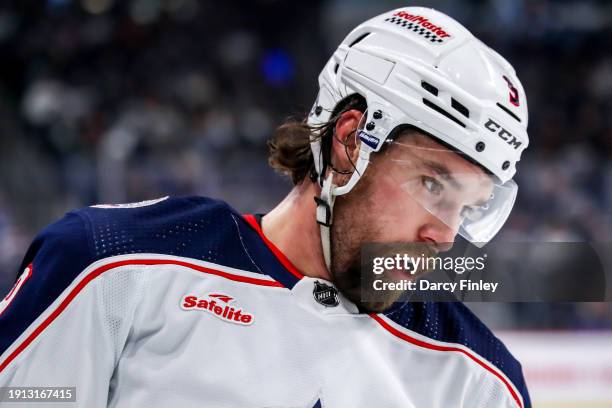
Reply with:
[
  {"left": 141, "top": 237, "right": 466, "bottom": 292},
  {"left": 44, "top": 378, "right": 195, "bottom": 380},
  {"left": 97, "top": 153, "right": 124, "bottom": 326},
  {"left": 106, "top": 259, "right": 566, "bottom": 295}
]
[{"left": 422, "top": 160, "right": 462, "bottom": 190}]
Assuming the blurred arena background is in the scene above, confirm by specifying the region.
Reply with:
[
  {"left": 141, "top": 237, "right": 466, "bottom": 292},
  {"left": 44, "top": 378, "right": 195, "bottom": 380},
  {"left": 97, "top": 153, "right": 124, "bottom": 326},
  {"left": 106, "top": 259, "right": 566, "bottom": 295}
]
[{"left": 0, "top": 0, "right": 611, "bottom": 405}]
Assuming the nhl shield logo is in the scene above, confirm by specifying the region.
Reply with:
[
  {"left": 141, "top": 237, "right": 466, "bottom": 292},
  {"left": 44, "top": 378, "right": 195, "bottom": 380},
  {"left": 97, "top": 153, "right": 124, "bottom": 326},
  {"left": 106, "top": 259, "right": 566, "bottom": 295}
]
[{"left": 313, "top": 281, "right": 339, "bottom": 307}]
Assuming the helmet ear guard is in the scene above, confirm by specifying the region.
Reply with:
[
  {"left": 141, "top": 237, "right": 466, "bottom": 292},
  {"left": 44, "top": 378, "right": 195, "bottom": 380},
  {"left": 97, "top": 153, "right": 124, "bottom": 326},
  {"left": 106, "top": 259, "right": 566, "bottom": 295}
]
[{"left": 309, "top": 92, "right": 367, "bottom": 186}]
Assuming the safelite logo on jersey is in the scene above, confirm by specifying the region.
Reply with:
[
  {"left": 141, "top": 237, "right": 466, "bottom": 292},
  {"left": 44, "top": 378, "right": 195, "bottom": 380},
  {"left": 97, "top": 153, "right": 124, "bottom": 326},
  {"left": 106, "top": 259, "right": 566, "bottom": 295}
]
[{"left": 181, "top": 293, "right": 254, "bottom": 325}]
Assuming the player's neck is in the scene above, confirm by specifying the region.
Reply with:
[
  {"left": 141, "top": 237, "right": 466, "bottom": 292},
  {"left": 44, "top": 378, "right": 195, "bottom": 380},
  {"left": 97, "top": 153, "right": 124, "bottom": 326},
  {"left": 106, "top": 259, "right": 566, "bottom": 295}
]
[{"left": 261, "top": 181, "right": 331, "bottom": 281}]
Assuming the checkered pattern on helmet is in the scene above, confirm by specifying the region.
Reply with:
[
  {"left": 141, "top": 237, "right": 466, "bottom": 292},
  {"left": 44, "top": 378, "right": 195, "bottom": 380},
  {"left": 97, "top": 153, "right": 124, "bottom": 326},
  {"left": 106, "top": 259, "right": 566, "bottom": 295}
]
[{"left": 384, "top": 17, "right": 445, "bottom": 43}]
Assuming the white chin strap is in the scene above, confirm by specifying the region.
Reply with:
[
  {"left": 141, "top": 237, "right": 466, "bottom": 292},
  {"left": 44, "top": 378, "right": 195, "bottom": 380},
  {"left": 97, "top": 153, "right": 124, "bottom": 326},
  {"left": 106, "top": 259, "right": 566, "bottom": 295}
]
[
  {"left": 315, "top": 173, "right": 336, "bottom": 271},
  {"left": 314, "top": 147, "right": 372, "bottom": 271}
]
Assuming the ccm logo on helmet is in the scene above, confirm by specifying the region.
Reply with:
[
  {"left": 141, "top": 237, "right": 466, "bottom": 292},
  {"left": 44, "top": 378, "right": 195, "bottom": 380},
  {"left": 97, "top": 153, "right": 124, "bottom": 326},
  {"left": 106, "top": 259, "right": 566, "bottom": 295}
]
[{"left": 485, "top": 119, "right": 522, "bottom": 149}]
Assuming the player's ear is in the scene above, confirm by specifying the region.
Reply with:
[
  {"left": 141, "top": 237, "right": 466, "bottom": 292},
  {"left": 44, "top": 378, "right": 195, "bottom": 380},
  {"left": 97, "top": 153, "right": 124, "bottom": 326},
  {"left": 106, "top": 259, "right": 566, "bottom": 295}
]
[{"left": 331, "top": 109, "right": 362, "bottom": 174}]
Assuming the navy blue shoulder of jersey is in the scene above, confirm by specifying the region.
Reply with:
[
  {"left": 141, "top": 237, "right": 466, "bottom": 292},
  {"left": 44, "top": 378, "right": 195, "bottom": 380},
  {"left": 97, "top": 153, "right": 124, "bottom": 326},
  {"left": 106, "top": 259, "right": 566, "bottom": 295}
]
[
  {"left": 77, "top": 196, "right": 286, "bottom": 274},
  {"left": 0, "top": 196, "right": 294, "bottom": 357},
  {"left": 0, "top": 210, "right": 91, "bottom": 356},
  {"left": 383, "top": 301, "right": 531, "bottom": 407}
]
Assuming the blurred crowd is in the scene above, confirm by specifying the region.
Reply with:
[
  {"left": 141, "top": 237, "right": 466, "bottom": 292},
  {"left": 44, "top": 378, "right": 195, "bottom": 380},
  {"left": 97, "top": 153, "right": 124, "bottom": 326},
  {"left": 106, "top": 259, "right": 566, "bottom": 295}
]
[{"left": 1, "top": 0, "right": 611, "bottom": 329}]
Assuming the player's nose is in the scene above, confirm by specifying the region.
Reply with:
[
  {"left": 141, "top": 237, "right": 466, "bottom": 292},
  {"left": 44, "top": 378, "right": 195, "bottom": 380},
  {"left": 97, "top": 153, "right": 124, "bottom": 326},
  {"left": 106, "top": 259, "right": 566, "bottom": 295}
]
[{"left": 418, "top": 219, "right": 456, "bottom": 254}]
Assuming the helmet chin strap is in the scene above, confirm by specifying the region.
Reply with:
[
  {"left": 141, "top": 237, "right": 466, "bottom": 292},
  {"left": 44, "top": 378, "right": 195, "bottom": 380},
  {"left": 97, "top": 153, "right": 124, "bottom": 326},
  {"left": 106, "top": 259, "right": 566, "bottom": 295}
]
[
  {"left": 314, "top": 146, "right": 372, "bottom": 272},
  {"left": 315, "top": 173, "right": 336, "bottom": 271}
]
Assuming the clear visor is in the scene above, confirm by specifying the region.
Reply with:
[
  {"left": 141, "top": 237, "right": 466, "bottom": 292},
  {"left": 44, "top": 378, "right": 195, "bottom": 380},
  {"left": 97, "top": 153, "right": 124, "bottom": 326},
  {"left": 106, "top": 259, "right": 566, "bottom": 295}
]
[{"left": 359, "top": 128, "right": 517, "bottom": 247}]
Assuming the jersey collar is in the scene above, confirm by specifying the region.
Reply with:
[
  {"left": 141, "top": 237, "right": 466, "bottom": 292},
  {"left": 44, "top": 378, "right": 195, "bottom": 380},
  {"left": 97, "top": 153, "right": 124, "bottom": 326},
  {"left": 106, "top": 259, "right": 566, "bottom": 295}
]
[{"left": 242, "top": 214, "right": 359, "bottom": 315}]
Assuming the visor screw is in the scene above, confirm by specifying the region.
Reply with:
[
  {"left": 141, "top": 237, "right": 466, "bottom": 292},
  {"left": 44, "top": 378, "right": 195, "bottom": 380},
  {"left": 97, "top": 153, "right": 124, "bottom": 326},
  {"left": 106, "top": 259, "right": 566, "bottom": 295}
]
[
  {"left": 502, "top": 161, "right": 510, "bottom": 170},
  {"left": 366, "top": 122, "right": 376, "bottom": 131},
  {"left": 315, "top": 105, "right": 323, "bottom": 116},
  {"left": 373, "top": 110, "right": 383, "bottom": 120},
  {"left": 475, "top": 141, "right": 485, "bottom": 152}
]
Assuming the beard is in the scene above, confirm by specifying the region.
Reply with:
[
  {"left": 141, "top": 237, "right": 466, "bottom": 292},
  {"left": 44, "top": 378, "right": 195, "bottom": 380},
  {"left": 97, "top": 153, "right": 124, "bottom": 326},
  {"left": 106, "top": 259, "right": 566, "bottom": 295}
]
[
  {"left": 329, "top": 172, "right": 435, "bottom": 313},
  {"left": 330, "top": 184, "right": 412, "bottom": 313}
]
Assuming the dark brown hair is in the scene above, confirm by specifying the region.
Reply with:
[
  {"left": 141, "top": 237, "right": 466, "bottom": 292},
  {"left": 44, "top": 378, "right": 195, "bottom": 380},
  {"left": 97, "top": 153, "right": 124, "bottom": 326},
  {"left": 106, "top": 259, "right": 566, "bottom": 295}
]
[{"left": 267, "top": 94, "right": 367, "bottom": 185}]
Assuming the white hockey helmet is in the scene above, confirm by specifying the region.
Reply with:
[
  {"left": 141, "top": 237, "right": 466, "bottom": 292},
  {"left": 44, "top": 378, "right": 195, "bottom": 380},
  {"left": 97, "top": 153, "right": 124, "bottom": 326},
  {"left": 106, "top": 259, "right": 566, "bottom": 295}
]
[{"left": 308, "top": 7, "right": 529, "bottom": 267}]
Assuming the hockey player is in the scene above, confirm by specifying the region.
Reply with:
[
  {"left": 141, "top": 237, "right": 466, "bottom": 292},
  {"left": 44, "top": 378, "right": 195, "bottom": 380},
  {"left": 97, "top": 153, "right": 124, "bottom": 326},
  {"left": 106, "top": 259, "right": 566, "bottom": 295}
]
[{"left": 0, "top": 7, "right": 530, "bottom": 408}]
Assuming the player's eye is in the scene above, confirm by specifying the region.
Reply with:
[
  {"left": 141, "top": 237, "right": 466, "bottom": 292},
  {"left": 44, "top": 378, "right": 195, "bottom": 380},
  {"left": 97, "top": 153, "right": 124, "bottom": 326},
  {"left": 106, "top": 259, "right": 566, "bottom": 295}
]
[{"left": 422, "top": 176, "right": 443, "bottom": 196}]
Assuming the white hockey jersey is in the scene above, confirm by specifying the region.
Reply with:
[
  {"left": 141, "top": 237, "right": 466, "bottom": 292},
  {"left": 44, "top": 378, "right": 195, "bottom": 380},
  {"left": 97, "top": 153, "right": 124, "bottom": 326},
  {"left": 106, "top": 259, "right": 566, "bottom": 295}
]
[{"left": 0, "top": 196, "right": 530, "bottom": 407}]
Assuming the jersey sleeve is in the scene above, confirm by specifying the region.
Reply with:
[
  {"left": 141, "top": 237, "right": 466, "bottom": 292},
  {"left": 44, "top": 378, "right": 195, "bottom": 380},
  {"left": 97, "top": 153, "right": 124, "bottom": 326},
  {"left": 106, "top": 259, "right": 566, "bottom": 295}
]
[
  {"left": 0, "top": 211, "right": 143, "bottom": 407},
  {"left": 383, "top": 301, "right": 531, "bottom": 408}
]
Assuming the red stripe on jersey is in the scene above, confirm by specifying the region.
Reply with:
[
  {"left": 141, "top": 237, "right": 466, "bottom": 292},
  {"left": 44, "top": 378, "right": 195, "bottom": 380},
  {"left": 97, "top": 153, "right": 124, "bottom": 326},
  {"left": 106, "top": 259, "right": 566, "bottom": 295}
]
[
  {"left": 0, "top": 258, "right": 283, "bottom": 373},
  {"left": 369, "top": 313, "right": 523, "bottom": 408},
  {"left": 242, "top": 214, "right": 304, "bottom": 280}
]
